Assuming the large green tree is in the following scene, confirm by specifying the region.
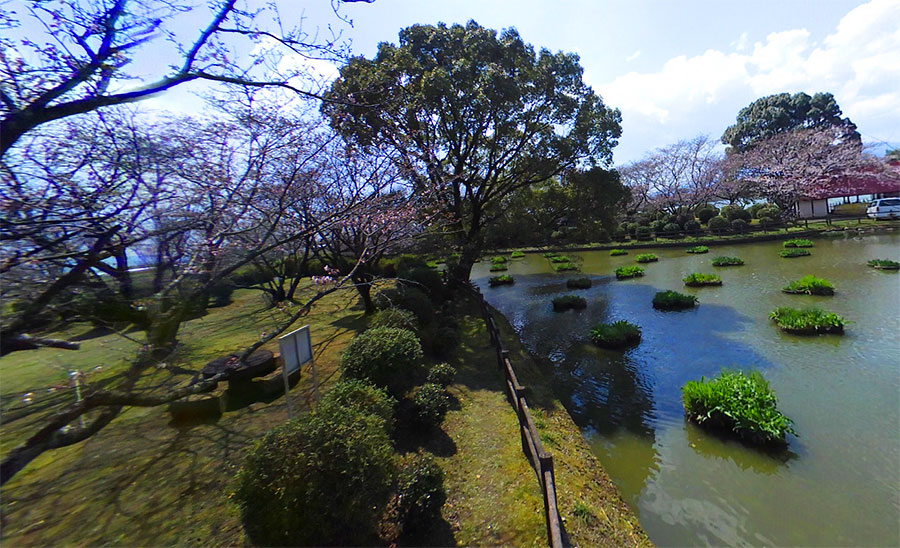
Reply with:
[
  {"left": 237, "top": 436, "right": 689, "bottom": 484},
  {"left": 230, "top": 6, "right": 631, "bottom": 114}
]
[
  {"left": 323, "top": 21, "right": 622, "bottom": 280},
  {"left": 722, "top": 92, "right": 859, "bottom": 152}
]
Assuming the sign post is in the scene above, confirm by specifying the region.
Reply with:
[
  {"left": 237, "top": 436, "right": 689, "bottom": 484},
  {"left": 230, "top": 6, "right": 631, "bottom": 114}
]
[{"left": 278, "top": 325, "right": 314, "bottom": 420}]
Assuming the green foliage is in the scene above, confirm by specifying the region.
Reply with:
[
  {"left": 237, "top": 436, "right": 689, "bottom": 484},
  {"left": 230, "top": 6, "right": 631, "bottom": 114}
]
[
  {"left": 783, "top": 238, "right": 814, "bottom": 248},
  {"left": 566, "top": 277, "right": 592, "bottom": 289},
  {"left": 489, "top": 264, "right": 508, "bottom": 272},
  {"left": 615, "top": 265, "right": 644, "bottom": 279},
  {"left": 510, "top": 251, "right": 526, "bottom": 258},
  {"left": 542, "top": 251, "right": 559, "bottom": 258},
  {"left": 318, "top": 380, "right": 396, "bottom": 434},
  {"left": 652, "top": 290, "right": 698, "bottom": 309},
  {"left": 426, "top": 363, "right": 457, "bottom": 387},
  {"left": 663, "top": 222, "right": 680, "bottom": 237},
  {"left": 783, "top": 275, "right": 835, "bottom": 295},
  {"left": 696, "top": 206, "right": 719, "bottom": 224},
  {"left": 488, "top": 274, "right": 515, "bottom": 287},
  {"left": 426, "top": 326, "right": 460, "bottom": 358},
  {"left": 635, "top": 225, "right": 653, "bottom": 240},
  {"left": 552, "top": 262, "right": 578, "bottom": 272},
  {"left": 234, "top": 406, "right": 395, "bottom": 546},
  {"left": 682, "top": 370, "right": 796, "bottom": 445},
  {"left": 371, "top": 308, "right": 419, "bottom": 334},
  {"left": 770, "top": 307, "right": 845, "bottom": 335},
  {"left": 491, "top": 255, "right": 508, "bottom": 264},
  {"left": 392, "top": 454, "right": 447, "bottom": 534},
  {"left": 721, "top": 205, "right": 752, "bottom": 222},
  {"left": 747, "top": 203, "right": 770, "bottom": 218},
  {"left": 374, "top": 287, "right": 434, "bottom": 325},
  {"left": 757, "top": 205, "right": 781, "bottom": 222},
  {"left": 731, "top": 218, "right": 750, "bottom": 233},
  {"left": 780, "top": 249, "right": 811, "bottom": 258},
  {"left": 609, "top": 249, "right": 628, "bottom": 256},
  {"left": 398, "top": 266, "right": 444, "bottom": 300},
  {"left": 340, "top": 327, "right": 424, "bottom": 396},
  {"left": 867, "top": 258, "right": 900, "bottom": 270},
  {"left": 552, "top": 294, "right": 587, "bottom": 311},
  {"left": 707, "top": 215, "right": 730, "bottom": 233},
  {"left": 413, "top": 383, "right": 451, "bottom": 427},
  {"left": 650, "top": 220, "right": 667, "bottom": 233},
  {"left": 635, "top": 253, "right": 658, "bottom": 263},
  {"left": 712, "top": 256, "right": 744, "bottom": 266},
  {"left": 686, "top": 246, "right": 709, "bottom": 254},
  {"left": 589, "top": 320, "right": 641, "bottom": 349},
  {"left": 683, "top": 273, "right": 722, "bottom": 286},
  {"left": 549, "top": 255, "right": 572, "bottom": 263},
  {"left": 683, "top": 219, "right": 702, "bottom": 234}
]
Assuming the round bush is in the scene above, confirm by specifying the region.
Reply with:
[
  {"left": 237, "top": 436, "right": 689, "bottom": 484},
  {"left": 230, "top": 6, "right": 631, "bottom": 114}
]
[
  {"left": 371, "top": 308, "right": 419, "bottom": 334},
  {"left": 684, "top": 219, "right": 701, "bottom": 234},
  {"left": 757, "top": 205, "right": 781, "bottom": 221},
  {"left": 731, "top": 218, "right": 750, "bottom": 233},
  {"left": 663, "top": 222, "right": 680, "bottom": 237},
  {"left": 413, "top": 383, "right": 450, "bottom": 427},
  {"left": 635, "top": 226, "right": 652, "bottom": 240},
  {"left": 395, "top": 454, "right": 447, "bottom": 532},
  {"left": 697, "top": 207, "right": 719, "bottom": 224},
  {"left": 707, "top": 215, "right": 730, "bottom": 234},
  {"left": 721, "top": 205, "right": 752, "bottom": 222},
  {"left": 399, "top": 267, "right": 444, "bottom": 301},
  {"left": 427, "top": 326, "right": 460, "bottom": 358},
  {"left": 318, "top": 379, "right": 396, "bottom": 433},
  {"left": 340, "top": 327, "right": 424, "bottom": 396},
  {"left": 374, "top": 286, "right": 434, "bottom": 325},
  {"left": 748, "top": 203, "right": 767, "bottom": 218},
  {"left": 234, "top": 407, "right": 395, "bottom": 546},
  {"left": 650, "top": 220, "right": 667, "bottom": 234},
  {"left": 626, "top": 222, "right": 639, "bottom": 236},
  {"left": 675, "top": 213, "right": 693, "bottom": 228},
  {"left": 427, "top": 363, "right": 457, "bottom": 387}
]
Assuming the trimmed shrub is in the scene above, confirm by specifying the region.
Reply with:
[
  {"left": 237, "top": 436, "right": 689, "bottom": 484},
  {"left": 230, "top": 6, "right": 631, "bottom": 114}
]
[
  {"left": 683, "top": 273, "right": 722, "bottom": 287},
  {"left": 635, "top": 253, "right": 658, "bottom": 263},
  {"left": 757, "top": 205, "right": 781, "bottom": 221},
  {"left": 682, "top": 370, "right": 795, "bottom": 445},
  {"left": 589, "top": 320, "right": 641, "bottom": 349},
  {"left": 371, "top": 308, "right": 419, "bottom": 334},
  {"left": 697, "top": 206, "right": 719, "bottom": 224},
  {"left": 234, "top": 406, "right": 395, "bottom": 546},
  {"left": 426, "top": 363, "right": 457, "bottom": 387},
  {"left": 683, "top": 219, "right": 701, "bottom": 234},
  {"left": 340, "top": 327, "right": 423, "bottom": 396},
  {"left": 552, "top": 262, "right": 578, "bottom": 272},
  {"left": 868, "top": 258, "right": 900, "bottom": 270},
  {"left": 634, "top": 226, "right": 653, "bottom": 241},
  {"left": 780, "top": 249, "right": 811, "bottom": 258},
  {"left": 391, "top": 454, "right": 447, "bottom": 536},
  {"left": 426, "top": 327, "right": 460, "bottom": 358},
  {"left": 650, "top": 220, "right": 667, "bottom": 234},
  {"left": 663, "top": 222, "right": 681, "bottom": 237},
  {"left": 209, "top": 281, "right": 235, "bottom": 307},
  {"left": 712, "top": 256, "right": 744, "bottom": 266},
  {"left": 731, "top": 218, "right": 749, "bottom": 233},
  {"left": 783, "top": 275, "right": 835, "bottom": 296},
  {"left": 374, "top": 287, "right": 434, "bottom": 325},
  {"left": 707, "top": 215, "right": 730, "bottom": 234},
  {"left": 686, "top": 245, "right": 708, "bottom": 254},
  {"left": 721, "top": 205, "right": 751, "bottom": 222},
  {"left": 510, "top": 251, "right": 526, "bottom": 258},
  {"left": 770, "top": 307, "right": 845, "bottom": 335},
  {"left": 552, "top": 295, "right": 587, "bottom": 311},
  {"left": 615, "top": 265, "right": 644, "bottom": 279},
  {"left": 566, "top": 277, "right": 592, "bottom": 289},
  {"left": 318, "top": 379, "right": 396, "bottom": 434},
  {"left": 609, "top": 249, "right": 628, "bottom": 256},
  {"left": 398, "top": 266, "right": 444, "bottom": 301},
  {"left": 652, "top": 290, "right": 698, "bottom": 310},
  {"left": 675, "top": 213, "right": 694, "bottom": 228},
  {"left": 413, "top": 383, "right": 450, "bottom": 427},
  {"left": 488, "top": 274, "right": 515, "bottom": 287},
  {"left": 784, "top": 238, "right": 814, "bottom": 248}
]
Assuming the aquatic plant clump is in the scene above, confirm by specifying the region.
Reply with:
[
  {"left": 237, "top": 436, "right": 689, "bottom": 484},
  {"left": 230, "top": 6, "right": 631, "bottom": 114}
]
[
  {"left": 712, "top": 256, "right": 744, "bottom": 266},
  {"left": 490, "top": 256, "right": 508, "bottom": 264},
  {"left": 566, "top": 277, "right": 592, "bottom": 289},
  {"left": 683, "top": 273, "right": 722, "bottom": 287},
  {"left": 682, "top": 370, "right": 796, "bottom": 445},
  {"left": 488, "top": 275, "right": 515, "bottom": 287},
  {"left": 589, "top": 320, "right": 642, "bottom": 349},
  {"left": 510, "top": 251, "right": 526, "bottom": 258},
  {"left": 542, "top": 251, "right": 559, "bottom": 258},
  {"left": 552, "top": 262, "right": 578, "bottom": 272},
  {"left": 783, "top": 239, "right": 814, "bottom": 248},
  {"left": 867, "top": 259, "right": 900, "bottom": 270},
  {"left": 489, "top": 264, "right": 508, "bottom": 272},
  {"left": 549, "top": 255, "right": 573, "bottom": 263},
  {"left": 686, "top": 246, "right": 709, "bottom": 254},
  {"left": 615, "top": 265, "right": 644, "bottom": 279},
  {"left": 780, "top": 249, "right": 811, "bottom": 258},
  {"left": 769, "top": 307, "right": 844, "bottom": 335},
  {"left": 635, "top": 253, "right": 659, "bottom": 263},
  {"left": 552, "top": 294, "right": 587, "bottom": 311},
  {"left": 652, "top": 290, "right": 698, "bottom": 310},
  {"left": 782, "top": 275, "right": 835, "bottom": 296},
  {"left": 609, "top": 249, "right": 628, "bottom": 256}
]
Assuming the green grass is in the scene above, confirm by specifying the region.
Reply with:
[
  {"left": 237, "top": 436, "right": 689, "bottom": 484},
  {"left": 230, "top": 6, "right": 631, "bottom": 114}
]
[
  {"left": 780, "top": 249, "right": 811, "bottom": 258},
  {"left": 783, "top": 238, "right": 814, "bottom": 248},
  {"left": 609, "top": 249, "right": 628, "bottom": 256},
  {"left": 566, "top": 277, "right": 592, "bottom": 289},
  {"left": 615, "top": 265, "right": 644, "bottom": 279},
  {"left": 542, "top": 252, "right": 559, "bottom": 258},
  {"left": 552, "top": 262, "right": 578, "bottom": 272},
  {"left": 489, "top": 264, "right": 508, "bottom": 272},
  {"left": 491, "top": 256, "right": 508, "bottom": 264},
  {"left": 769, "top": 306, "right": 845, "bottom": 335},
  {"left": 712, "top": 256, "right": 744, "bottom": 266},
  {"left": 868, "top": 258, "right": 900, "bottom": 270},
  {"left": 552, "top": 295, "right": 587, "bottom": 311},
  {"left": 682, "top": 370, "right": 796, "bottom": 445},
  {"left": 782, "top": 275, "right": 835, "bottom": 296},
  {"left": 510, "top": 251, "right": 525, "bottom": 258},
  {"left": 549, "top": 255, "right": 573, "bottom": 263},
  {"left": 634, "top": 253, "right": 658, "bottom": 263},
  {"left": 652, "top": 290, "right": 698, "bottom": 310},
  {"left": 686, "top": 246, "right": 709, "bottom": 254},
  {"left": 488, "top": 275, "right": 515, "bottom": 287},
  {"left": 683, "top": 273, "right": 722, "bottom": 287},
  {"left": 589, "top": 321, "right": 641, "bottom": 349}
]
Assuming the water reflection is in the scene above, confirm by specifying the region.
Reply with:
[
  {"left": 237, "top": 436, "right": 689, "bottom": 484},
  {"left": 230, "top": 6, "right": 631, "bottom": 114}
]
[{"left": 684, "top": 422, "right": 798, "bottom": 476}]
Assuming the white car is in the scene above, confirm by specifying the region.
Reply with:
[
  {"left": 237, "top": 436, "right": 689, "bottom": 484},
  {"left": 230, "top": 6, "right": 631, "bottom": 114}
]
[{"left": 866, "top": 198, "right": 900, "bottom": 219}]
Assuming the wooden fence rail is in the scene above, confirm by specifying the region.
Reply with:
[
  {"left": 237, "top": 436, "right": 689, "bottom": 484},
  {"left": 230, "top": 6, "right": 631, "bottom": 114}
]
[{"left": 469, "top": 283, "right": 564, "bottom": 548}]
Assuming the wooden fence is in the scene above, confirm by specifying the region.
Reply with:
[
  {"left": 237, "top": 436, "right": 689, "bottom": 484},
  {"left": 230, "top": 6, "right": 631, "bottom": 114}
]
[{"left": 466, "top": 283, "right": 564, "bottom": 548}]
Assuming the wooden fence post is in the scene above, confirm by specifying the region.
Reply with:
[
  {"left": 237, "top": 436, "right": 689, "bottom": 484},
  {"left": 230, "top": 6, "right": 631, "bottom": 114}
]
[{"left": 540, "top": 454, "right": 564, "bottom": 548}]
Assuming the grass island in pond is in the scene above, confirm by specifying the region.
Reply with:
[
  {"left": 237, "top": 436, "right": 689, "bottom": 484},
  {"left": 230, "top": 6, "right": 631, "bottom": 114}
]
[
  {"left": 867, "top": 258, "right": 900, "bottom": 270},
  {"left": 652, "top": 290, "right": 698, "bottom": 310},
  {"left": 783, "top": 238, "right": 814, "bottom": 248},
  {"left": 683, "top": 273, "right": 722, "bottom": 287},
  {"left": 635, "top": 253, "right": 658, "bottom": 263},
  {"left": 589, "top": 320, "right": 641, "bottom": 349},
  {"left": 615, "top": 265, "right": 644, "bottom": 279},
  {"left": 566, "top": 277, "right": 592, "bottom": 289},
  {"left": 769, "top": 306, "right": 845, "bottom": 335},
  {"left": 682, "top": 370, "right": 795, "bottom": 446},
  {"left": 782, "top": 275, "right": 835, "bottom": 296},
  {"left": 609, "top": 249, "right": 628, "bottom": 256},
  {"left": 712, "top": 256, "right": 744, "bottom": 266},
  {"left": 489, "top": 274, "right": 515, "bottom": 287},
  {"left": 780, "top": 249, "right": 811, "bottom": 258},
  {"left": 552, "top": 295, "right": 587, "bottom": 311},
  {"left": 686, "top": 246, "right": 709, "bottom": 254}
]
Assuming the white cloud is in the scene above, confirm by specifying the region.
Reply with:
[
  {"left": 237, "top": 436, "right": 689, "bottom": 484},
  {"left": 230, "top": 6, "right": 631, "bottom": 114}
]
[
  {"left": 626, "top": 50, "right": 641, "bottom": 62},
  {"left": 597, "top": 0, "right": 900, "bottom": 164}
]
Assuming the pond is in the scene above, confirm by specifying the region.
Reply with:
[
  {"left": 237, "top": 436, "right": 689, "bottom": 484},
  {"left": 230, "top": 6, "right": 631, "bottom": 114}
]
[{"left": 473, "top": 233, "right": 900, "bottom": 547}]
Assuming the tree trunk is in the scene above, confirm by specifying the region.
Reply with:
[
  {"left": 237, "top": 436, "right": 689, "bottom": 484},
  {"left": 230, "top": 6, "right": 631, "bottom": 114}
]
[{"left": 354, "top": 276, "right": 376, "bottom": 314}]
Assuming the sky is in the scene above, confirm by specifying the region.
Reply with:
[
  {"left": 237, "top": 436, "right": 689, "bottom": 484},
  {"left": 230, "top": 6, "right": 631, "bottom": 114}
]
[{"left": 15, "top": 0, "right": 899, "bottom": 166}]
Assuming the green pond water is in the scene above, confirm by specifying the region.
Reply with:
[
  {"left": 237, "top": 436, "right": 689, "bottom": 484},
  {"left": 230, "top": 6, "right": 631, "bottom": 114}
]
[{"left": 472, "top": 233, "right": 900, "bottom": 547}]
